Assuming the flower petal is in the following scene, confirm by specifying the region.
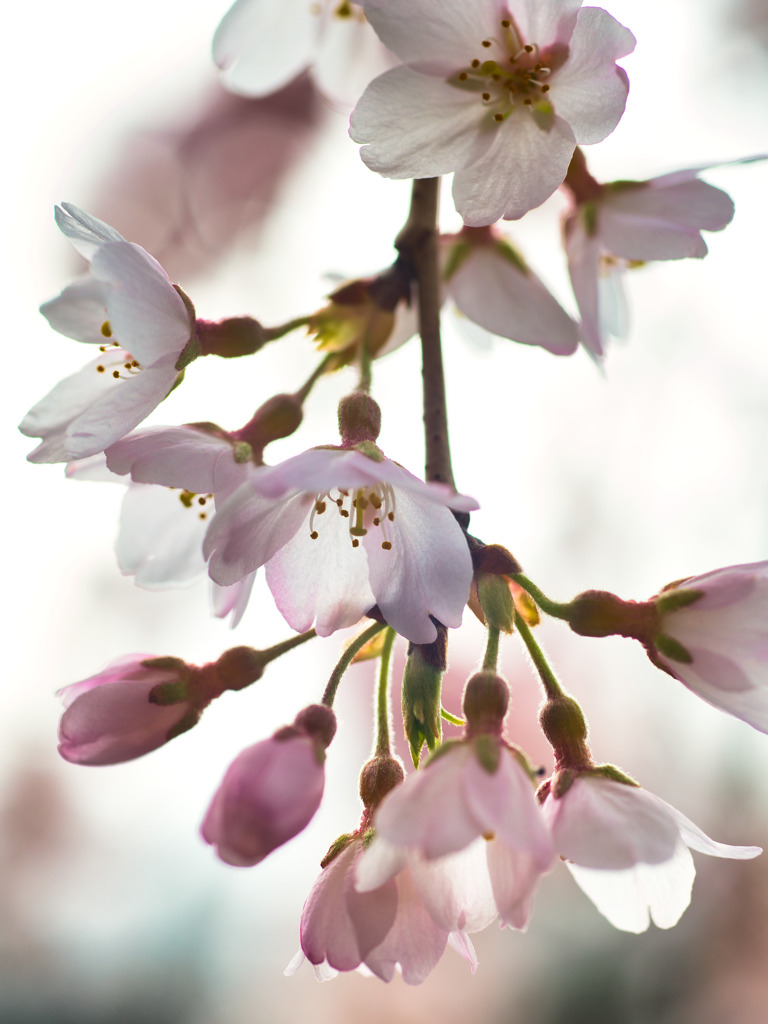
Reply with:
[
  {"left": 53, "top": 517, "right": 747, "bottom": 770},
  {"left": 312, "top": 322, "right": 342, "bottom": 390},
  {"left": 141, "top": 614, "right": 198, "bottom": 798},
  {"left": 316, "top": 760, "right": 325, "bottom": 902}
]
[
  {"left": 409, "top": 840, "right": 498, "bottom": 933},
  {"left": 55, "top": 202, "right": 125, "bottom": 260},
  {"left": 40, "top": 276, "right": 110, "bottom": 343},
  {"left": 361, "top": 0, "right": 503, "bottom": 66}
]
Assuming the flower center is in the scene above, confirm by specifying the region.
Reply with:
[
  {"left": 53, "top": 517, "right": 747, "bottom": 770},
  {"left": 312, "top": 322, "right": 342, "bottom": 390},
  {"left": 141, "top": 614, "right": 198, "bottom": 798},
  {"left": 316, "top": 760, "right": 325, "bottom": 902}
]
[
  {"left": 94, "top": 325, "right": 143, "bottom": 380},
  {"left": 171, "top": 488, "right": 214, "bottom": 521},
  {"left": 308, "top": 485, "right": 396, "bottom": 550},
  {"left": 448, "top": 16, "right": 565, "bottom": 127}
]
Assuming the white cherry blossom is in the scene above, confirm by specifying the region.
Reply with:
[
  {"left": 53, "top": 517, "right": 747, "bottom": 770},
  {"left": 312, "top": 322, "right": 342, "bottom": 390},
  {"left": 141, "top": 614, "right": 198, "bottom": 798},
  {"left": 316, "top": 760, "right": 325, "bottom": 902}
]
[
  {"left": 20, "top": 205, "right": 196, "bottom": 463},
  {"left": 543, "top": 774, "right": 760, "bottom": 933},
  {"left": 351, "top": 0, "right": 634, "bottom": 225},
  {"left": 203, "top": 446, "right": 478, "bottom": 644}
]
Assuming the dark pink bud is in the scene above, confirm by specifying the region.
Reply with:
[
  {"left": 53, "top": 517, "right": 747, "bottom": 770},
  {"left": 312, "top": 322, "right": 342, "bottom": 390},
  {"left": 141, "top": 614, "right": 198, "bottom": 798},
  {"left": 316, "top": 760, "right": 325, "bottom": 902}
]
[{"left": 57, "top": 655, "right": 195, "bottom": 766}]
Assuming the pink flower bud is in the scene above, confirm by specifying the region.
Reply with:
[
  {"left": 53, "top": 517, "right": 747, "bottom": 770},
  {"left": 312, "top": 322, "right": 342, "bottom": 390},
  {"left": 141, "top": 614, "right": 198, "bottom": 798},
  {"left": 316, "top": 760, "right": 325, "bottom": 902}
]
[
  {"left": 201, "top": 705, "right": 335, "bottom": 867},
  {"left": 58, "top": 655, "right": 195, "bottom": 766}
]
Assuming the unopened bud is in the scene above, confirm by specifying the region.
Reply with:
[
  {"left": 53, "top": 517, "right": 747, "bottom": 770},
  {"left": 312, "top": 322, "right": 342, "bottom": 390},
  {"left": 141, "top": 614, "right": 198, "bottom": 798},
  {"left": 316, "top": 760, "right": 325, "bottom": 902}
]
[
  {"left": 401, "top": 638, "right": 445, "bottom": 766},
  {"left": 473, "top": 574, "right": 516, "bottom": 632},
  {"left": 293, "top": 704, "right": 337, "bottom": 750},
  {"left": 359, "top": 756, "right": 405, "bottom": 811}
]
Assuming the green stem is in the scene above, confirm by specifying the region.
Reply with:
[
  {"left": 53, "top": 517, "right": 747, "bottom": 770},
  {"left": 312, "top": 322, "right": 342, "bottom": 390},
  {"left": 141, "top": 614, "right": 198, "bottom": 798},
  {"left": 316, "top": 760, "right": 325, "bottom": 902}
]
[
  {"left": 512, "top": 574, "right": 572, "bottom": 620},
  {"left": 482, "top": 626, "right": 501, "bottom": 671},
  {"left": 261, "top": 629, "right": 317, "bottom": 666},
  {"left": 263, "top": 315, "right": 311, "bottom": 343},
  {"left": 513, "top": 613, "right": 565, "bottom": 702},
  {"left": 375, "top": 627, "right": 396, "bottom": 757},
  {"left": 396, "top": 178, "right": 455, "bottom": 488},
  {"left": 294, "top": 353, "right": 336, "bottom": 404},
  {"left": 322, "top": 621, "right": 387, "bottom": 707}
]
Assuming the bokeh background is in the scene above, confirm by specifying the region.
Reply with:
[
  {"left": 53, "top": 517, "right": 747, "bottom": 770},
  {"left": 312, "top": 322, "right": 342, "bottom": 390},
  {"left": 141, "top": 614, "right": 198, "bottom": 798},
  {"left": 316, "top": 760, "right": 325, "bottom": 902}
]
[{"left": 4, "top": 0, "right": 768, "bottom": 1020}]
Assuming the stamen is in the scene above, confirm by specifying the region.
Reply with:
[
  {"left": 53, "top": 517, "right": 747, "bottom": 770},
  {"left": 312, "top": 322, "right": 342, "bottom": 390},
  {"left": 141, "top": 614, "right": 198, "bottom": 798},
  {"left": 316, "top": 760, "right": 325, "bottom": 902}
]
[
  {"left": 100, "top": 321, "right": 112, "bottom": 338},
  {"left": 381, "top": 541, "right": 392, "bottom": 551}
]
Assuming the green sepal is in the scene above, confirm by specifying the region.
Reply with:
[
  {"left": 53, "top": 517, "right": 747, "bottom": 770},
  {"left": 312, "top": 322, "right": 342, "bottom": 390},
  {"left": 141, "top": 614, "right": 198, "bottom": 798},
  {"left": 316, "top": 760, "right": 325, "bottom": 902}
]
[
  {"left": 440, "top": 707, "right": 466, "bottom": 727},
  {"left": 589, "top": 763, "right": 641, "bottom": 787},
  {"left": 655, "top": 588, "right": 704, "bottom": 615},
  {"left": 654, "top": 632, "right": 693, "bottom": 663},
  {"left": 493, "top": 238, "right": 529, "bottom": 275},
  {"left": 474, "top": 734, "right": 501, "bottom": 774},
  {"left": 443, "top": 239, "right": 472, "bottom": 281},
  {"left": 320, "top": 832, "right": 355, "bottom": 869},
  {"left": 581, "top": 201, "right": 599, "bottom": 237},
  {"left": 354, "top": 440, "right": 385, "bottom": 462}
]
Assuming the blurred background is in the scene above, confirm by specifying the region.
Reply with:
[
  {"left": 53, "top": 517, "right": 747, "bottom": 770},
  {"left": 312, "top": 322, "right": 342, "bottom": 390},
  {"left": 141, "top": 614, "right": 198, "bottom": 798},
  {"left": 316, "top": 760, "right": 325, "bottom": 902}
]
[{"left": 4, "top": 0, "right": 768, "bottom": 1020}]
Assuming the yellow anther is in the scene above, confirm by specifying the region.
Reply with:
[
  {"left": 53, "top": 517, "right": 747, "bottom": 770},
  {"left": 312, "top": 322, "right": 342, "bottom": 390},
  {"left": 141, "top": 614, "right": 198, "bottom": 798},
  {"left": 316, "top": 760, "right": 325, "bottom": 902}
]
[{"left": 100, "top": 321, "right": 112, "bottom": 338}]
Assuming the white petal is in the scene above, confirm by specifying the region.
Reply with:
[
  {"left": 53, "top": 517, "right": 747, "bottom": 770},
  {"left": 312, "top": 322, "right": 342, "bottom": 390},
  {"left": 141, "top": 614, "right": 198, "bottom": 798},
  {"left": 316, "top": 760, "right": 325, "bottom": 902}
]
[
  {"left": 452, "top": 111, "right": 576, "bottom": 224},
  {"left": 211, "top": 572, "right": 257, "bottom": 628},
  {"left": 40, "top": 276, "right": 110, "bottom": 343},
  {"left": 314, "top": 14, "right": 393, "bottom": 105},
  {"left": 362, "top": 0, "right": 502, "bottom": 66},
  {"left": 116, "top": 483, "right": 207, "bottom": 588},
  {"left": 510, "top": 0, "right": 582, "bottom": 46},
  {"left": 486, "top": 840, "right": 542, "bottom": 930},
  {"left": 564, "top": 215, "right": 603, "bottom": 358},
  {"left": 355, "top": 837, "right": 409, "bottom": 893},
  {"left": 265, "top": 503, "right": 376, "bottom": 635},
  {"left": 567, "top": 839, "right": 695, "bottom": 933},
  {"left": 409, "top": 840, "right": 498, "bottom": 933},
  {"left": 599, "top": 208, "right": 707, "bottom": 262},
  {"left": 605, "top": 177, "right": 734, "bottom": 233},
  {"left": 351, "top": 66, "right": 494, "bottom": 180},
  {"left": 448, "top": 245, "right": 579, "bottom": 354},
  {"left": 91, "top": 242, "right": 191, "bottom": 364},
  {"left": 212, "top": 0, "right": 318, "bottom": 97},
  {"left": 365, "top": 489, "right": 472, "bottom": 643},
  {"left": 55, "top": 203, "right": 125, "bottom": 260},
  {"left": 654, "top": 795, "right": 762, "bottom": 861},
  {"left": 549, "top": 8, "right": 634, "bottom": 144}
]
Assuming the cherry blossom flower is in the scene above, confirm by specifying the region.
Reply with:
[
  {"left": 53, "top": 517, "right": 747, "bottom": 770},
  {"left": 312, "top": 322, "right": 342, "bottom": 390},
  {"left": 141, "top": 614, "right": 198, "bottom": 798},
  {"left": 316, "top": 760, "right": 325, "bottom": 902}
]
[
  {"left": 287, "top": 834, "right": 477, "bottom": 983},
  {"left": 442, "top": 226, "right": 579, "bottom": 354},
  {"left": 203, "top": 446, "right": 478, "bottom": 644},
  {"left": 357, "top": 741, "right": 554, "bottom": 929},
  {"left": 213, "top": 0, "right": 394, "bottom": 105},
  {"left": 20, "top": 205, "right": 197, "bottom": 463},
  {"left": 57, "top": 656, "right": 197, "bottom": 766},
  {"left": 202, "top": 704, "right": 336, "bottom": 867},
  {"left": 651, "top": 561, "right": 768, "bottom": 734},
  {"left": 542, "top": 774, "right": 760, "bottom": 933},
  {"left": 562, "top": 153, "right": 737, "bottom": 358},
  {"left": 104, "top": 425, "right": 258, "bottom": 624},
  {"left": 350, "top": 0, "right": 635, "bottom": 225}
]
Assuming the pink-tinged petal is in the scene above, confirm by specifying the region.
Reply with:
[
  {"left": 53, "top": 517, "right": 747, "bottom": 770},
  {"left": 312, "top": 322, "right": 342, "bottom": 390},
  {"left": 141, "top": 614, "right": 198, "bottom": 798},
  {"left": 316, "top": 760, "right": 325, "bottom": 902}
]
[
  {"left": 204, "top": 485, "right": 311, "bottom": 586},
  {"left": 64, "top": 354, "right": 180, "bottom": 460},
  {"left": 567, "top": 840, "right": 695, "bottom": 933},
  {"left": 212, "top": 0, "right": 317, "bottom": 97},
  {"left": 355, "top": 837, "right": 409, "bottom": 893},
  {"left": 448, "top": 931, "right": 478, "bottom": 973},
  {"left": 351, "top": 66, "right": 494, "bottom": 180},
  {"left": 106, "top": 426, "right": 246, "bottom": 496},
  {"left": 116, "top": 483, "right": 208, "bottom": 588},
  {"left": 65, "top": 453, "right": 116, "bottom": 483},
  {"left": 545, "top": 777, "right": 679, "bottom": 869},
  {"left": 364, "top": 865, "right": 450, "bottom": 985},
  {"left": 55, "top": 203, "right": 125, "bottom": 260},
  {"left": 300, "top": 842, "right": 398, "bottom": 971},
  {"left": 598, "top": 208, "right": 707, "bottom": 262},
  {"left": 91, "top": 242, "right": 191, "bottom": 363},
  {"left": 409, "top": 840, "right": 498, "bottom": 933},
  {"left": 550, "top": 8, "right": 634, "bottom": 144},
  {"left": 374, "top": 747, "right": 482, "bottom": 857},
  {"left": 510, "top": 0, "right": 582, "bottom": 46},
  {"left": 58, "top": 659, "right": 189, "bottom": 766},
  {"left": 605, "top": 178, "right": 735, "bottom": 234},
  {"left": 362, "top": 0, "right": 505, "bottom": 66},
  {"left": 211, "top": 572, "right": 257, "bottom": 628},
  {"left": 656, "top": 796, "right": 761, "bottom": 860},
  {"left": 251, "top": 448, "right": 378, "bottom": 499},
  {"left": 365, "top": 490, "right": 472, "bottom": 643},
  {"left": 266, "top": 505, "right": 376, "bottom": 636},
  {"left": 448, "top": 245, "right": 579, "bottom": 354},
  {"left": 452, "top": 111, "right": 576, "bottom": 224},
  {"left": 314, "top": 14, "right": 394, "bottom": 105},
  {"left": 365, "top": 457, "right": 479, "bottom": 513},
  {"left": 486, "top": 840, "right": 543, "bottom": 930},
  {"left": 201, "top": 734, "right": 325, "bottom": 866},
  {"left": 463, "top": 750, "right": 553, "bottom": 868},
  {"left": 564, "top": 215, "right": 603, "bottom": 358},
  {"left": 40, "top": 277, "right": 110, "bottom": 343}
]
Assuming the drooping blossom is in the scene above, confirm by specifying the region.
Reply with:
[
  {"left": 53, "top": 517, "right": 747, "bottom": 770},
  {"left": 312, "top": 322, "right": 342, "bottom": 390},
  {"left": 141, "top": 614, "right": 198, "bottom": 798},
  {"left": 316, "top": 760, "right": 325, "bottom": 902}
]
[
  {"left": 442, "top": 226, "right": 579, "bottom": 355},
  {"left": 350, "top": 0, "right": 635, "bottom": 225},
  {"left": 203, "top": 445, "right": 478, "bottom": 644},
  {"left": 650, "top": 561, "right": 768, "bottom": 734},
  {"left": 287, "top": 834, "right": 477, "bottom": 984},
  {"left": 104, "top": 424, "right": 258, "bottom": 624},
  {"left": 57, "top": 655, "right": 199, "bottom": 766},
  {"left": 20, "top": 205, "right": 197, "bottom": 463},
  {"left": 201, "top": 704, "right": 336, "bottom": 867},
  {"left": 542, "top": 773, "right": 760, "bottom": 933},
  {"left": 562, "top": 151, "right": 737, "bottom": 358},
  {"left": 357, "top": 740, "right": 554, "bottom": 930},
  {"left": 213, "top": 0, "right": 394, "bottom": 105}
]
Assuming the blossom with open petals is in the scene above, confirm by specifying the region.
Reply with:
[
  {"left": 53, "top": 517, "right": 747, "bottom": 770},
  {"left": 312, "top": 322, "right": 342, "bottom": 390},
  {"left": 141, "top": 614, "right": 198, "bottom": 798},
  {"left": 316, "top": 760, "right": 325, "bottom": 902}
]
[
  {"left": 651, "top": 561, "right": 768, "bottom": 734},
  {"left": 203, "top": 446, "right": 477, "bottom": 644},
  {"left": 442, "top": 226, "right": 579, "bottom": 354},
  {"left": 351, "top": 0, "right": 634, "bottom": 225},
  {"left": 20, "top": 204, "right": 196, "bottom": 463},
  {"left": 287, "top": 835, "right": 477, "bottom": 984},
  {"left": 202, "top": 704, "right": 336, "bottom": 867},
  {"left": 357, "top": 741, "right": 554, "bottom": 929},
  {"left": 563, "top": 152, "right": 736, "bottom": 357},
  {"left": 57, "top": 656, "right": 196, "bottom": 766},
  {"left": 213, "top": 0, "right": 393, "bottom": 104},
  {"left": 542, "top": 774, "right": 760, "bottom": 933}
]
